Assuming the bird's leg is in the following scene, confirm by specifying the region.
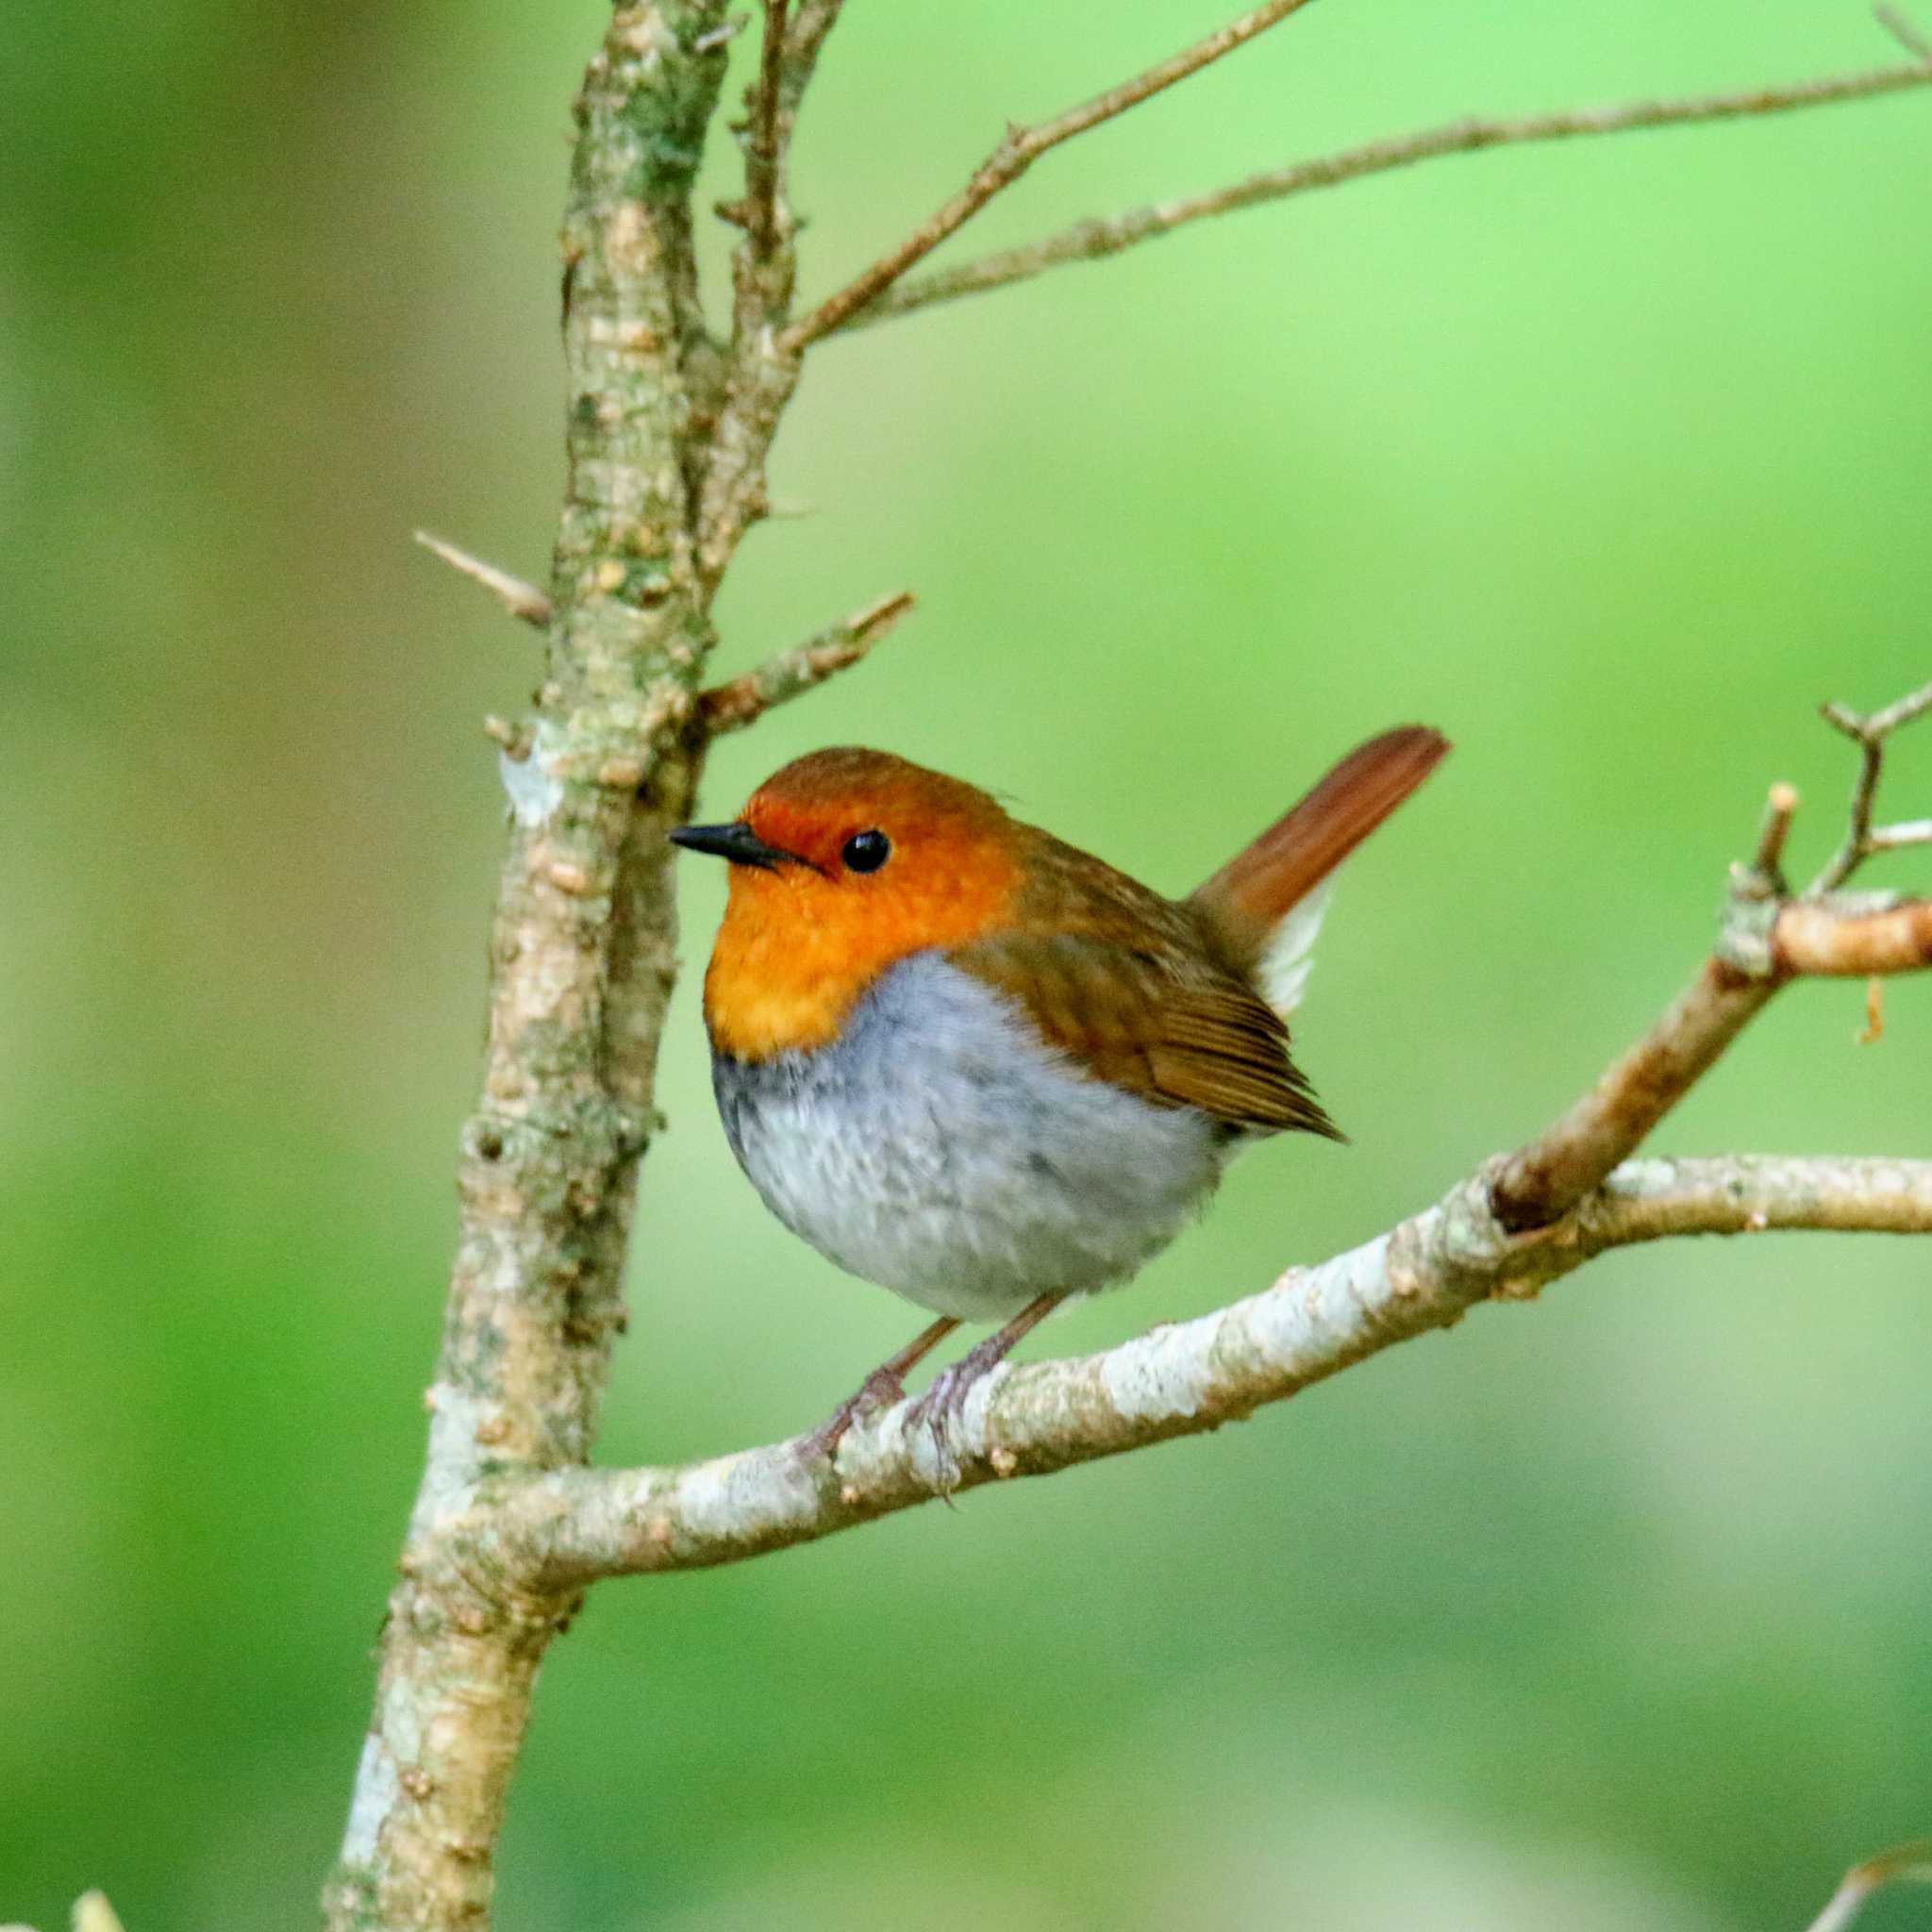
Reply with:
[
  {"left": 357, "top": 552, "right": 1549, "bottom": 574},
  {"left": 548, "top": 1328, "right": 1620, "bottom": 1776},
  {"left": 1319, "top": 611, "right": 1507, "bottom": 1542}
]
[
  {"left": 906, "top": 1291, "right": 1065, "bottom": 1490},
  {"left": 802, "top": 1315, "right": 961, "bottom": 1461}
]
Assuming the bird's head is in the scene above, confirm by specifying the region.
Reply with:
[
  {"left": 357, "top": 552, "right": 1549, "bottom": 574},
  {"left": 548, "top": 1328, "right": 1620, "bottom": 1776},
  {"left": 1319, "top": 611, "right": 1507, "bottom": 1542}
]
[{"left": 672, "top": 747, "right": 1024, "bottom": 1060}]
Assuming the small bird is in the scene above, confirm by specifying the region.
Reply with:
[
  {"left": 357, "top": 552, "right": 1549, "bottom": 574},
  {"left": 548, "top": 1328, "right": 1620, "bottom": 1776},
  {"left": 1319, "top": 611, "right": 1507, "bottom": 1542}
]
[{"left": 671, "top": 726, "right": 1447, "bottom": 1458}]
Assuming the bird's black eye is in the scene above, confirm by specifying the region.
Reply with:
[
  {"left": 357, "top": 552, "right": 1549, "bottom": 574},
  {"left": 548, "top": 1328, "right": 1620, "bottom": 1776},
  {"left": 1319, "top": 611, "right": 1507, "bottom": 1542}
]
[{"left": 841, "top": 829, "right": 891, "bottom": 874}]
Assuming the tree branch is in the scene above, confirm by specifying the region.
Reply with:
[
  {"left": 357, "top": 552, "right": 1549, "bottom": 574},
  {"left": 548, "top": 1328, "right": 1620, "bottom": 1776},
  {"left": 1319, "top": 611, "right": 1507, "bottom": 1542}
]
[
  {"left": 504, "top": 1154, "right": 1932, "bottom": 1582},
  {"left": 1491, "top": 679, "right": 1932, "bottom": 1232},
  {"left": 782, "top": 0, "right": 1322, "bottom": 349},
  {"left": 841, "top": 53, "right": 1932, "bottom": 331},
  {"left": 324, "top": 7, "right": 741, "bottom": 1925},
  {"left": 697, "top": 589, "right": 914, "bottom": 733}
]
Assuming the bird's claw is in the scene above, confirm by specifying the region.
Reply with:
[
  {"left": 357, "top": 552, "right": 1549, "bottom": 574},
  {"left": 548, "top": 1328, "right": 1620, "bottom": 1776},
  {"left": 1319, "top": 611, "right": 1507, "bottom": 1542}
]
[
  {"left": 798, "top": 1364, "right": 909, "bottom": 1463},
  {"left": 904, "top": 1338, "right": 1007, "bottom": 1494}
]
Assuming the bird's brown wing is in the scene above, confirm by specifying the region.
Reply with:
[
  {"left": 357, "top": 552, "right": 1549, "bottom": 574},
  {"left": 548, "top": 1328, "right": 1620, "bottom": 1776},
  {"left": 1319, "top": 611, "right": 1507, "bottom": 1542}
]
[{"left": 946, "top": 931, "right": 1340, "bottom": 1140}]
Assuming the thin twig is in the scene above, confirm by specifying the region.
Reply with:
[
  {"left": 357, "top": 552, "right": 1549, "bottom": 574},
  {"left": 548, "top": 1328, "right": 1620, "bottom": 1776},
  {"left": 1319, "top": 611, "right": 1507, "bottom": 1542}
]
[
  {"left": 1805, "top": 1838, "right": 1932, "bottom": 1932},
  {"left": 507, "top": 1155, "right": 1932, "bottom": 1583},
  {"left": 841, "top": 57, "right": 1932, "bottom": 330},
  {"left": 1870, "top": 816, "right": 1932, "bottom": 851},
  {"left": 1874, "top": 4, "right": 1932, "bottom": 62},
  {"left": 698, "top": 591, "right": 914, "bottom": 734},
  {"left": 782, "top": 0, "right": 1321, "bottom": 348},
  {"left": 744, "top": 0, "right": 791, "bottom": 258},
  {"left": 1811, "top": 675, "right": 1932, "bottom": 891},
  {"left": 1750, "top": 780, "right": 1801, "bottom": 888},
  {"left": 414, "top": 530, "right": 553, "bottom": 627}
]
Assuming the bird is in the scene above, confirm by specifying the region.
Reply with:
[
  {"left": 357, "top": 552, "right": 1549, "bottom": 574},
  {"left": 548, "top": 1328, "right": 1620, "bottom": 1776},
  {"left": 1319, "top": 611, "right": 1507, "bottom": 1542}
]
[{"left": 670, "top": 725, "right": 1448, "bottom": 1463}]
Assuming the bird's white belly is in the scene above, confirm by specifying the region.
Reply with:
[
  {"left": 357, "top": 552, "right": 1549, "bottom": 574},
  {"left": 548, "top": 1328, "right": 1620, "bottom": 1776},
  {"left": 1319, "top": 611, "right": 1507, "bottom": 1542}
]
[{"left": 711, "top": 952, "right": 1233, "bottom": 1323}]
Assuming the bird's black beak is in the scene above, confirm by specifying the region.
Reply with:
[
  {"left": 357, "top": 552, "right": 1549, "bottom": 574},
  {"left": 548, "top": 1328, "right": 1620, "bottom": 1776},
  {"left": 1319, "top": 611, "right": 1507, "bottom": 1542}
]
[{"left": 668, "top": 821, "right": 797, "bottom": 871}]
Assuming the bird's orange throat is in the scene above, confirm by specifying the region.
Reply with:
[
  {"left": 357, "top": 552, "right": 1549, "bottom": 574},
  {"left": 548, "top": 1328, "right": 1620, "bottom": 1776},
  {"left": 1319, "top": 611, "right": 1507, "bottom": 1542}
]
[{"left": 703, "top": 842, "right": 1023, "bottom": 1061}]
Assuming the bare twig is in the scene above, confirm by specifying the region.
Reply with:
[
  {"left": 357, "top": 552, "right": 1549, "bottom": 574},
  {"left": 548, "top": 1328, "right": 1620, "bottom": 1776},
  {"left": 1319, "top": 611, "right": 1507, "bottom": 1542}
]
[
  {"left": 782, "top": 0, "right": 1321, "bottom": 348},
  {"left": 743, "top": 0, "right": 791, "bottom": 258},
  {"left": 1874, "top": 4, "right": 1932, "bottom": 62},
  {"left": 1805, "top": 1837, "right": 1932, "bottom": 1932},
  {"left": 1813, "top": 677, "right": 1932, "bottom": 891},
  {"left": 415, "top": 530, "right": 553, "bottom": 627},
  {"left": 1750, "top": 780, "right": 1802, "bottom": 890},
  {"left": 843, "top": 57, "right": 1932, "bottom": 330},
  {"left": 1870, "top": 816, "right": 1932, "bottom": 851},
  {"left": 1492, "top": 679, "right": 1932, "bottom": 1232},
  {"left": 503, "top": 1155, "right": 1932, "bottom": 1582},
  {"left": 698, "top": 590, "right": 914, "bottom": 734}
]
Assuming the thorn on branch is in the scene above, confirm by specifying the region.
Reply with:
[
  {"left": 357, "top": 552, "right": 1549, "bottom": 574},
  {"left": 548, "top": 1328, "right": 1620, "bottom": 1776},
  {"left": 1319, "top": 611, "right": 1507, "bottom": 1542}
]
[
  {"left": 697, "top": 591, "right": 915, "bottom": 735},
  {"left": 415, "top": 531, "right": 554, "bottom": 628}
]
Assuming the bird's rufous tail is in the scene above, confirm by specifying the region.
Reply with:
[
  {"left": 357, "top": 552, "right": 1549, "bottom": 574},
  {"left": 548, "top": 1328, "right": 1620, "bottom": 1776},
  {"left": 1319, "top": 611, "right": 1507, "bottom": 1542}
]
[{"left": 1189, "top": 725, "right": 1449, "bottom": 974}]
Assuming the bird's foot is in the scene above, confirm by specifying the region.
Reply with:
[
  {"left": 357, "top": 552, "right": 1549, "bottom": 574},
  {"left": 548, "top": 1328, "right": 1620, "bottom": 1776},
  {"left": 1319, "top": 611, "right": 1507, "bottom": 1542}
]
[
  {"left": 799, "top": 1364, "right": 909, "bottom": 1463},
  {"left": 904, "top": 1335, "right": 1012, "bottom": 1494}
]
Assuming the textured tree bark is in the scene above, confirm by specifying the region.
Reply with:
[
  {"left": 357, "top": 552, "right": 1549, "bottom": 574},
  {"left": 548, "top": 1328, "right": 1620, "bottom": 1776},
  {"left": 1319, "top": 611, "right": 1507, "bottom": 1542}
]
[{"left": 321, "top": 8, "right": 735, "bottom": 1924}]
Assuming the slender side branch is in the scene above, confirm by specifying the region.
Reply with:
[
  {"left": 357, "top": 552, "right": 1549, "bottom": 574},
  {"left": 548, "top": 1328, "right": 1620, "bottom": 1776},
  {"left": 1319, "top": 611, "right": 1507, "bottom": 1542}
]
[
  {"left": 783, "top": 0, "right": 1322, "bottom": 348},
  {"left": 698, "top": 590, "right": 914, "bottom": 734},
  {"left": 1490, "top": 957, "right": 1779, "bottom": 1232},
  {"left": 415, "top": 530, "right": 554, "bottom": 627},
  {"left": 846, "top": 54, "right": 1932, "bottom": 329},
  {"left": 742, "top": 0, "right": 791, "bottom": 260},
  {"left": 1871, "top": 817, "right": 1932, "bottom": 852},
  {"left": 501, "top": 1155, "right": 1932, "bottom": 1582},
  {"left": 1813, "top": 676, "right": 1932, "bottom": 891},
  {"left": 1752, "top": 781, "right": 1801, "bottom": 889},
  {"left": 1875, "top": 5, "right": 1932, "bottom": 63}
]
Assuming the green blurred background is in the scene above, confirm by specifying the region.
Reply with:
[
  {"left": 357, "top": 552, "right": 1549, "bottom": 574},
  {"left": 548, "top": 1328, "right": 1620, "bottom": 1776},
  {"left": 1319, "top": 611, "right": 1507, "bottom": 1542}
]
[{"left": 4, "top": 1, "right": 1930, "bottom": 1926}]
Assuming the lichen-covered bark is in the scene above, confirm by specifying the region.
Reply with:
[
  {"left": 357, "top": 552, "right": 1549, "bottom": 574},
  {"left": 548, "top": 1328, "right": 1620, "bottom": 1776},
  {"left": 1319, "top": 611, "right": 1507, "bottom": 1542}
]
[
  {"left": 500, "top": 1155, "right": 1932, "bottom": 1581},
  {"left": 322, "top": 7, "right": 733, "bottom": 1925}
]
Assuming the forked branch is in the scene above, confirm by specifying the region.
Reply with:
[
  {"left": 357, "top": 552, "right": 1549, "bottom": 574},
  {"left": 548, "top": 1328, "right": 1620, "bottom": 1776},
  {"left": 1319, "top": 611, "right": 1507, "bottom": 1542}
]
[
  {"left": 839, "top": 44, "right": 1932, "bottom": 331},
  {"left": 1491, "top": 678, "right": 1932, "bottom": 1231},
  {"left": 782, "top": 0, "right": 1322, "bottom": 347}
]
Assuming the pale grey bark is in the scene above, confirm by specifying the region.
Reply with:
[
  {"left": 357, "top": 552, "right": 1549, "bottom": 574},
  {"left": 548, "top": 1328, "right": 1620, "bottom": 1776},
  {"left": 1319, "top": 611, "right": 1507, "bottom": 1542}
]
[{"left": 505, "top": 1155, "right": 1932, "bottom": 1582}]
